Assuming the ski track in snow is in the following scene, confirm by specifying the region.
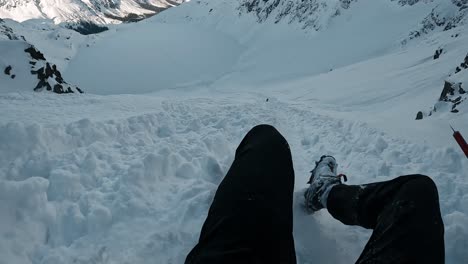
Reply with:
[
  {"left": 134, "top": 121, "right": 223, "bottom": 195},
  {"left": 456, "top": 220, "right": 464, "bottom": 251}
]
[{"left": 1, "top": 93, "right": 467, "bottom": 264}]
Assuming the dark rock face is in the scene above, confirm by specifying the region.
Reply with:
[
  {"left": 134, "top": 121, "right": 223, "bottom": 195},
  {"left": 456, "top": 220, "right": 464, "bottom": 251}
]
[
  {"left": 453, "top": 53, "right": 468, "bottom": 74},
  {"left": 24, "top": 46, "right": 46, "bottom": 60},
  {"left": 418, "top": 54, "right": 468, "bottom": 118},
  {"left": 417, "top": 80, "right": 467, "bottom": 119},
  {"left": 392, "top": 0, "right": 427, "bottom": 6},
  {"left": 238, "top": 0, "right": 356, "bottom": 30},
  {"left": 409, "top": 10, "right": 446, "bottom": 40},
  {"left": 66, "top": 21, "right": 109, "bottom": 35},
  {"left": 461, "top": 54, "right": 468, "bottom": 69},
  {"left": 53, "top": 84, "right": 64, "bottom": 93},
  {"left": 3, "top": 64, "right": 15, "bottom": 79},
  {"left": 4, "top": 65, "right": 12, "bottom": 75},
  {"left": 428, "top": 53, "right": 468, "bottom": 115},
  {"left": 30, "top": 63, "right": 82, "bottom": 94},
  {"left": 440, "top": 81, "right": 457, "bottom": 101},
  {"left": 434, "top": 48, "right": 443, "bottom": 60},
  {"left": 105, "top": 12, "right": 145, "bottom": 23},
  {"left": 404, "top": 1, "right": 467, "bottom": 43},
  {"left": 238, "top": 0, "right": 466, "bottom": 33},
  {"left": 416, "top": 111, "right": 424, "bottom": 120},
  {"left": 438, "top": 81, "right": 465, "bottom": 112},
  {"left": 452, "top": 0, "right": 468, "bottom": 8}
]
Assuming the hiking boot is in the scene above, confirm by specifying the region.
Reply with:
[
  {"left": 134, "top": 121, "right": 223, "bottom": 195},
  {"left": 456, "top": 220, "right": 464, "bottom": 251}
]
[{"left": 304, "top": 155, "right": 344, "bottom": 212}]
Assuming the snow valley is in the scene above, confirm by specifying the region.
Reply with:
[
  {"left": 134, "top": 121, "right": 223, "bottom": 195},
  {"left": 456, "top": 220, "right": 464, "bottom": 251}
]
[{"left": 1, "top": 0, "right": 468, "bottom": 263}]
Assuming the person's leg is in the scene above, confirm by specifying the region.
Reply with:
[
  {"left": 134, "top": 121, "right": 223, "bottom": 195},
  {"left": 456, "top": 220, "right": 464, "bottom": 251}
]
[
  {"left": 185, "top": 125, "right": 297, "bottom": 264},
  {"left": 327, "top": 175, "right": 445, "bottom": 264}
]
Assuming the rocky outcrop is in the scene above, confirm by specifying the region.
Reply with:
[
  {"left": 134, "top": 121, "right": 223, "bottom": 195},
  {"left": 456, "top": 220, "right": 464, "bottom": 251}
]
[
  {"left": 434, "top": 48, "right": 444, "bottom": 60},
  {"left": 454, "top": 53, "right": 468, "bottom": 74},
  {"left": 439, "top": 81, "right": 466, "bottom": 113},
  {"left": 405, "top": 1, "right": 468, "bottom": 43},
  {"left": 417, "top": 51, "right": 468, "bottom": 119},
  {"left": 65, "top": 21, "right": 109, "bottom": 35},
  {"left": 3, "top": 65, "right": 16, "bottom": 79},
  {"left": 4, "top": 65, "right": 12, "bottom": 75},
  {"left": 417, "top": 81, "right": 466, "bottom": 119},
  {"left": 392, "top": 0, "right": 430, "bottom": 6},
  {"left": 0, "top": 18, "right": 25, "bottom": 41},
  {"left": 416, "top": 111, "right": 424, "bottom": 120},
  {"left": 237, "top": 0, "right": 466, "bottom": 32},
  {"left": 238, "top": 0, "right": 357, "bottom": 30},
  {"left": 25, "top": 45, "right": 83, "bottom": 94},
  {"left": 24, "top": 46, "right": 46, "bottom": 60}
]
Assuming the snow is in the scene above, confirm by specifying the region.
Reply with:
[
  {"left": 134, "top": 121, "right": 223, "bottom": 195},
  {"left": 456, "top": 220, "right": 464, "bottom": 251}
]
[
  {"left": 65, "top": 22, "right": 244, "bottom": 94},
  {"left": 1, "top": 18, "right": 93, "bottom": 69},
  {"left": 1, "top": 92, "right": 467, "bottom": 263},
  {"left": 0, "top": 0, "right": 185, "bottom": 24},
  {"left": 1, "top": 0, "right": 468, "bottom": 263},
  {"left": 0, "top": 40, "right": 38, "bottom": 92}
]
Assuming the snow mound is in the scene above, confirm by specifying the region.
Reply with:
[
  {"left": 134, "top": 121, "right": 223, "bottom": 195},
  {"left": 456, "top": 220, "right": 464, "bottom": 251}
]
[{"left": 0, "top": 94, "right": 467, "bottom": 263}]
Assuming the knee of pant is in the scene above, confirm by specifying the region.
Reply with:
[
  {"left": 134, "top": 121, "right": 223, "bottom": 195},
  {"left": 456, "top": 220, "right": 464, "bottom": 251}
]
[
  {"left": 250, "top": 124, "right": 278, "bottom": 133},
  {"left": 408, "top": 174, "right": 439, "bottom": 197},
  {"left": 236, "top": 124, "right": 286, "bottom": 156},
  {"left": 247, "top": 124, "right": 285, "bottom": 143}
]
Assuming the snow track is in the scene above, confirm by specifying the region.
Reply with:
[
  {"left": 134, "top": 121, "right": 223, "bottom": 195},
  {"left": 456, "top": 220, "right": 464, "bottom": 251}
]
[{"left": 1, "top": 94, "right": 466, "bottom": 263}]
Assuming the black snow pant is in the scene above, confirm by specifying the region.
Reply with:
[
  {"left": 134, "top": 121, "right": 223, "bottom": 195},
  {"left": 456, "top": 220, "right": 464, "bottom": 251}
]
[{"left": 185, "top": 125, "right": 445, "bottom": 264}]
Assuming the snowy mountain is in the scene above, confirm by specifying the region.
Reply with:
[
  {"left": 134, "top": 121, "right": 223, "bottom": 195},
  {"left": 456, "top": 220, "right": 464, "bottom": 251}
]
[
  {"left": 1, "top": 0, "right": 468, "bottom": 264},
  {"left": 1, "top": 40, "right": 83, "bottom": 93},
  {"left": 237, "top": 0, "right": 357, "bottom": 30},
  {"left": 236, "top": 0, "right": 468, "bottom": 33},
  {"left": 0, "top": 17, "right": 98, "bottom": 67},
  {"left": 0, "top": 17, "right": 93, "bottom": 93},
  {"left": 0, "top": 0, "right": 185, "bottom": 24}
]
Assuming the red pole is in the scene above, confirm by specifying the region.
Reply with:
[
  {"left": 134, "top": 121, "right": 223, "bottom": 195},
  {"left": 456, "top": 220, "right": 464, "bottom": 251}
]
[{"left": 451, "top": 125, "right": 468, "bottom": 159}]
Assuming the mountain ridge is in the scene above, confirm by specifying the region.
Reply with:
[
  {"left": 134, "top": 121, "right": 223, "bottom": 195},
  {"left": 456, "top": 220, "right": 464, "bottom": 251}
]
[{"left": 0, "top": 0, "right": 185, "bottom": 24}]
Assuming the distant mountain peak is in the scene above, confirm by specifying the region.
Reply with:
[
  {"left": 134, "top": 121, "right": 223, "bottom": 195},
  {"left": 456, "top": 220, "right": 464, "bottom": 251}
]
[
  {"left": 0, "top": 0, "right": 186, "bottom": 24},
  {"left": 237, "top": 0, "right": 358, "bottom": 30},
  {"left": 236, "top": 0, "right": 466, "bottom": 32}
]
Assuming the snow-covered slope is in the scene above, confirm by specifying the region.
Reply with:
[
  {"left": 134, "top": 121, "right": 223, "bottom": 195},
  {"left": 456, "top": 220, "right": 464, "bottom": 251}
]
[
  {"left": 1, "top": 0, "right": 468, "bottom": 263},
  {"left": 0, "top": 40, "right": 83, "bottom": 93},
  {"left": 0, "top": 0, "right": 185, "bottom": 24},
  {"left": 3, "top": 92, "right": 467, "bottom": 264},
  {"left": 66, "top": 0, "right": 468, "bottom": 120},
  {"left": 0, "top": 18, "right": 89, "bottom": 93},
  {"left": 1, "top": 18, "right": 93, "bottom": 69}
]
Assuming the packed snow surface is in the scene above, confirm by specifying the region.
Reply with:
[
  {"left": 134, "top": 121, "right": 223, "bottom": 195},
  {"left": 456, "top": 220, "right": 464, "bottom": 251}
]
[{"left": 1, "top": 0, "right": 468, "bottom": 263}]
